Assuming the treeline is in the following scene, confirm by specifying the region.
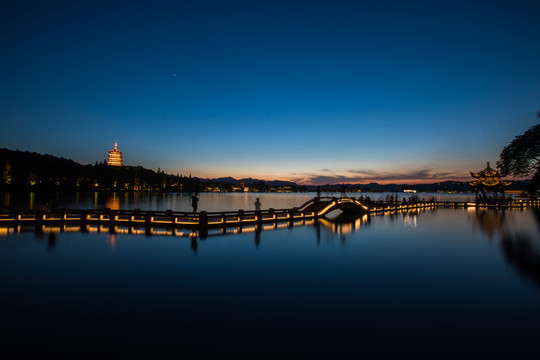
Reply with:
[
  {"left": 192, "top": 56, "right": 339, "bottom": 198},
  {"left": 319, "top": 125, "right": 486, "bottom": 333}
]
[
  {"left": 312, "top": 180, "right": 529, "bottom": 193},
  {"left": 0, "top": 148, "right": 201, "bottom": 192},
  {"left": 0, "top": 148, "right": 307, "bottom": 193}
]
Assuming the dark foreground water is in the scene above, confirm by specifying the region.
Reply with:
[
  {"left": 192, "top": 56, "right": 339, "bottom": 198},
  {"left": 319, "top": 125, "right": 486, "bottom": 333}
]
[{"left": 1, "top": 206, "right": 539, "bottom": 358}]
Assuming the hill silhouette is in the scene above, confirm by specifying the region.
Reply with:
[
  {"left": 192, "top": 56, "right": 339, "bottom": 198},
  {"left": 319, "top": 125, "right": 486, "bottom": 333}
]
[
  {"left": 1, "top": 148, "right": 528, "bottom": 193},
  {"left": 0, "top": 148, "right": 305, "bottom": 193},
  {"left": 0, "top": 148, "right": 197, "bottom": 192}
]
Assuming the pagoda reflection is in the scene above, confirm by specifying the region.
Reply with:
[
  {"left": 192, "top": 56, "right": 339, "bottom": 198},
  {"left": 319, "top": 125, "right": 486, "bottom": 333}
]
[
  {"left": 470, "top": 207, "right": 540, "bottom": 288},
  {"left": 470, "top": 208, "right": 507, "bottom": 240}
]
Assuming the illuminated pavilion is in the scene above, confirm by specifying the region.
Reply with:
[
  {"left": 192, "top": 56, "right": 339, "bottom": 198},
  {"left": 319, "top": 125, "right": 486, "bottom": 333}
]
[
  {"left": 468, "top": 162, "right": 511, "bottom": 201},
  {"left": 107, "top": 141, "right": 123, "bottom": 166}
]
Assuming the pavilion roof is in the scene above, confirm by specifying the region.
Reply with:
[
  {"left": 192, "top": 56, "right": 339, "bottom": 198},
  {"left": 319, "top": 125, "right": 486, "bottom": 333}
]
[
  {"left": 470, "top": 162, "right": 503, "bottom": 179},
  {"left": 468, "top": 162, "right": 512, "bottom": 188}
]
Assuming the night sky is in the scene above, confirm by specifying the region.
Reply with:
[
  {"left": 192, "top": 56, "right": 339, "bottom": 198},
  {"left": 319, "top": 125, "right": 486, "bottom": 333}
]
[{"left": 1, "top": 0, "right": 539, "bottom": 184}]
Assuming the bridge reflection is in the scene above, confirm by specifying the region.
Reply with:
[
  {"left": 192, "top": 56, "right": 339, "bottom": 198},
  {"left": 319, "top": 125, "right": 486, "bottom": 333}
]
[
  {"left": 0, "top": 207, "right": 439, "bottom": 254},
  {"left": 0, "top": 218, "right": 337, "bottom": 239},
  {"left": 0, "top": 214, "right": 373, "bottom": 253},
  {"left": 4, "top": 207, "right": 537, "bottom": 283}
]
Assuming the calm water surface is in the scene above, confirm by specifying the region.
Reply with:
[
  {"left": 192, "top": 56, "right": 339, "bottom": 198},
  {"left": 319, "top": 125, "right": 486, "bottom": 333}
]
[
  {"left": 1, "top": 194, "right": 539, "bottom": 358},
  {"left": 2, "top": 191, "right": 477, "bottom": 211}
]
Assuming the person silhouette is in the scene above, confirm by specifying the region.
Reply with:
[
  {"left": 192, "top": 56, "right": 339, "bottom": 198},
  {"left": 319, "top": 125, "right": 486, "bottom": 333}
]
[
  {"left": 254, "top": 198, "right": 261, "bottom": 211},
  {"left": 47, "top": 196, "right": 57, "bottom": 212},
  {"left": 254, "top": 197, "right": 261, "bottom": 211},
  {"left": 191, "top": 193, "right": 199, "bottom": 215}
]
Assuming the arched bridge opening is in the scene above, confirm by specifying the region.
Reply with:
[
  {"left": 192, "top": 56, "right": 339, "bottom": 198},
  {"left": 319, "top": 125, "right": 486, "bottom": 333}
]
[{"left": 297, "top": 197, "right": 370, "bottom": 217}]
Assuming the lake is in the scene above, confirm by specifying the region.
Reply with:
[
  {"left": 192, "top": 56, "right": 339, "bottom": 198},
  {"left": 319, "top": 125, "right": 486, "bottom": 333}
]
[
  {"left": 2, "top": 191, "right": 477, "bottom": 212},
  {"left": 1, "top": 192, "right": 539, "bottom": 358}
]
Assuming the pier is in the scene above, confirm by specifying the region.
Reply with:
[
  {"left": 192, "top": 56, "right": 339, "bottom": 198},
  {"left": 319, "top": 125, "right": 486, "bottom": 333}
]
[{"left": 1, "top": 197, "right": 538, "bottom": 232}]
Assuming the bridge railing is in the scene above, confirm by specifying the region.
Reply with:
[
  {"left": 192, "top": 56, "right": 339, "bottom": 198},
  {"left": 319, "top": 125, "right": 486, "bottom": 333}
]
[
  {"left": 0, "top": 207, "right": 314, "bottom": 227},
  {"left": 1, "top": 199, "right": 538, "bottom": 228}
]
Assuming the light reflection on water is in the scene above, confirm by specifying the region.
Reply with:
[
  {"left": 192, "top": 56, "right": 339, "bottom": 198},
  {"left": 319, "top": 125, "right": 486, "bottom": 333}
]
[
  {"left": 0, "top": 203, "right": 539, "bottom": 357},
  {"left": 1, "top": 191, "right": 477, "bottom": 211}
]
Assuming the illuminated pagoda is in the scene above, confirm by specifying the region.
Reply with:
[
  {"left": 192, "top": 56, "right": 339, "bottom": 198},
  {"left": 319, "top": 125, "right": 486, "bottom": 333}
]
[
  {"left": 107, "top": 141, "right": 123, "bottom": 166},
  {"left": 468, "top": 162, "right": 511, "bottom": 201}
]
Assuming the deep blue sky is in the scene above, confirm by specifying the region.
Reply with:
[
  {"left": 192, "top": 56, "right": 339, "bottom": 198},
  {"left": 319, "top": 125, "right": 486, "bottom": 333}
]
[{"left": 1, "top": 0, "right": 539, "bottom": 184}]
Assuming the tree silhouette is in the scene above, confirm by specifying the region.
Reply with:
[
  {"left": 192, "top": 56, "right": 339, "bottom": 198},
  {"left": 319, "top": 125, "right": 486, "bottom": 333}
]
[{"left": 497, "top": 123, "right": 540, "bottom": 192}]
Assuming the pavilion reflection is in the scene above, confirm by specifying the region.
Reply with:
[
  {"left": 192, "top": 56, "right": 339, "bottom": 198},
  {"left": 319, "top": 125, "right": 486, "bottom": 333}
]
[
  {"left": 469, "top": 208, "right": 508, "bottom": 240},
  {"left": 501, "top": 231, "right": 540, "bottom": 288},
  {"left": 470, "top": 207, "right": 540, "bottom": 288}
]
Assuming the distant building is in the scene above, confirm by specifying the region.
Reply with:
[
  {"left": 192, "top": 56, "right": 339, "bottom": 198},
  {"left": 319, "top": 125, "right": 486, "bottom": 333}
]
[
  {"left": 468, "top": 162, "right": 511, "bottom": 199},
  {"left": 107, "top": 142, "right": 123, "bottom": 166}
]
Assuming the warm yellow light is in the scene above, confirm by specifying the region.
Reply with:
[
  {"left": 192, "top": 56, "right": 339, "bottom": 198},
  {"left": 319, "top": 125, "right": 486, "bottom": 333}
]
[
  {"left": 114, "top": 227, "right": 130, "bottom": 234},
  {"left": 107, "top": 141, "right": 124, "bottom": 166},
  {"left": 63, "top": 226, "right": 81, "bottom": 232},
  {"left": 0, "top": 227, "right": 14, "bottom": 236}
]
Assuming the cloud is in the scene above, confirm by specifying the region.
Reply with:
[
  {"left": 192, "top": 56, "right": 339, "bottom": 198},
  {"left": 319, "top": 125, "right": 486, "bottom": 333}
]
[
  {"left": 348, "top": 168, "right": 458, "bottom": 181},
  {"left": 291, "top": 168, "right": 468, "bottom": 185}
]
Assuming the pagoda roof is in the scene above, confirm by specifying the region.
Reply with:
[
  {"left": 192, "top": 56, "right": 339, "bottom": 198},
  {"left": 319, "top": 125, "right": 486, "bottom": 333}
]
[
  {"left": 470, "top": 162, "right": 503, "bottom": 179},
  {"left": 468, "top": 162, "right": 512, "bottom": 188}
]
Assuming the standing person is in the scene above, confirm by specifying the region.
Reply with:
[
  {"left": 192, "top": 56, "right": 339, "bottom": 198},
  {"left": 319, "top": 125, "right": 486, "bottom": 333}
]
[
  {"left": 254, "top": 197, "right": 261, "bottom": 212},
  {"left": 316, "top": 185, "right": 321, "bottom": 198},
  {"left": 191, "top": 193, "right": 199, "bottom": 215},
  {"left": 340, "top": 185, "right": 347, "bottom": 198},
  {"left": 47, "top": 196, "right": 57, "bottom": 212}
]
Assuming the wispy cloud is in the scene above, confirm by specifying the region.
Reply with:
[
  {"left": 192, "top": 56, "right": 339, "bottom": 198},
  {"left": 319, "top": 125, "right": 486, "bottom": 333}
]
[{"left": 291, "top": 168, "right": 468, "bottom": 185}]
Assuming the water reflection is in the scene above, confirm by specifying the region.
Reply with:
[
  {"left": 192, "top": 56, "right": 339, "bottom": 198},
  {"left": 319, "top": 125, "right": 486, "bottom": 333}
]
[
  {"left": 0, "top": 214, "right": 373, "bottom": 253},
  {"left": 254, "top": 226, "right": 261, "bottom": 247},
  {"left": 470, "top": 208, "right": 508, "bottom": 240},
  {"left": 2, "top": 192, "right": 9, "bottom": 208},
  {"left": 403, "top": 213, "right": 417, "bottom": 229},
  {"left": 107, "top": 234, "right": 117, "bottom": 250},
  {"left": 191, "top": 237, "right": 198, "bottom": 254},
  {"left": 316, "top": 214, "right": 370, "bottom": 243},
  {"left": 106, "top": 194, "right": 120, "bottom": 210},
  {"left": 0, "top": 191, "right": 478, "bottom": 212},
  {"left": 3, "top": 207, "right": 539, "bottom": 290},
  {"left": 47, "top": 232, "right": 56, "bottom": 252},
  {"left": 0, "top": 206, "right": 448, "bottom": 248},
  {"left": 501, "top": 232, "right": 540, "bottom": 287},
  {"left": 470, "top": 208, "right": 540, "bottom": 288},
  {"left": 29, "top": 192, "right": 35, "bottom": 210}
]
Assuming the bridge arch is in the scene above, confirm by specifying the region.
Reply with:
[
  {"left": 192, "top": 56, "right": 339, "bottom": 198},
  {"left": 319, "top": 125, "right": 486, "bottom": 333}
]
[{"left": 297, "top": 197, "right": 369, "bottom": 217}]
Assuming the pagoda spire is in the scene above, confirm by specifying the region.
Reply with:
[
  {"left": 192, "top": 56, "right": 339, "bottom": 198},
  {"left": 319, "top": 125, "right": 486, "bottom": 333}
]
[{"left": 107, "top": 141, "right": 123, "bottom": 166}]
